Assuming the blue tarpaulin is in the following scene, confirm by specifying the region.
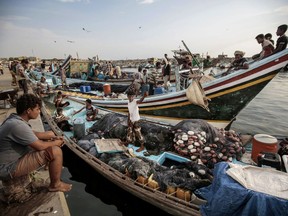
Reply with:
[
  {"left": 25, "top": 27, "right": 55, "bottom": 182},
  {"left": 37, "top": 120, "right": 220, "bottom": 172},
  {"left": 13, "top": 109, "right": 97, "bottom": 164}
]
[{"left": 195, "top": 162, "right": 288, "bottom": 216}]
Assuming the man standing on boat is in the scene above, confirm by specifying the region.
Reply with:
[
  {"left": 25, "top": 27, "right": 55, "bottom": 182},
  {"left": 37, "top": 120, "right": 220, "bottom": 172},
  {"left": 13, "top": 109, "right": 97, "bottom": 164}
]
[
  {"left": 162, "top": 54, "right": 171, "bottom": 90},
  {"left": 59, "top": 65, "right": 67, "bottom": 88},
  {"left": 126, "top": 89, "right": 148, "bottom": 152},
  {"left": 131, "top": 67, "right": 144, "bottom": 96}
]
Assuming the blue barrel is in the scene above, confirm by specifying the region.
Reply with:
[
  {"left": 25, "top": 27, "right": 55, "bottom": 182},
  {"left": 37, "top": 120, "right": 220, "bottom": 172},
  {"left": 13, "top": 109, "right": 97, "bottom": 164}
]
[
  {"left": 80, "top": 85, "right": 86, "bottom": 93},
  {"left": 154, "top": 87, "right": 164, "bottom": 95},
  {"left": 85, "top": 85, "right": 91, "bottom": 92}
]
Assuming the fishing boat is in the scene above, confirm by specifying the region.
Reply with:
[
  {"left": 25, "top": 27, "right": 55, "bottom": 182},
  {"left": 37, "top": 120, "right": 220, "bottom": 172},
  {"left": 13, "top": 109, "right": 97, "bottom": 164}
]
[
  {"left": 53, "top": 49, "right": 288, "bottom": 129},
  {"left": 37, "top": 92, "right": 288, "bottom": 216},
  {"left": 37, "top": 90, "right": 250, "bottom": 216}
]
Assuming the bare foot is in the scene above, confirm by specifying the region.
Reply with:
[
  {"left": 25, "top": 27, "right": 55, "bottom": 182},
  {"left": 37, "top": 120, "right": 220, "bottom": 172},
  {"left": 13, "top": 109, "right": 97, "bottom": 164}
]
[
  {"left": 136, "top": 146, "right": 145, "bottom": 152},
  {"left": 48, "top": 181, "right": 72, "bottom": 192}
]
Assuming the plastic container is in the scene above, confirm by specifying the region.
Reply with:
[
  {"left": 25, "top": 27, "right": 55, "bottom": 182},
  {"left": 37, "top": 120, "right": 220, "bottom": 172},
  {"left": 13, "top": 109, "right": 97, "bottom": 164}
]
[
  {"left": 154, "top": 87, "right": 164, "bottom": 95},
  {"left": 80, "top": 85, "right": 86, "bottom": 93},
  {"left": 103, "top": 83, "right": 111, "bottom": 95},
  {"left": 251, "top": 134, "right": 277, "bottom": 163},
  {"left": 73, "top": 118, "right": 85, "bottom": 139},
  {"left": 141, "top": 84, "right": 149, "bottom": 95},
  {"left": 85, "top": 85, "right": 91, "bottom": 92}
]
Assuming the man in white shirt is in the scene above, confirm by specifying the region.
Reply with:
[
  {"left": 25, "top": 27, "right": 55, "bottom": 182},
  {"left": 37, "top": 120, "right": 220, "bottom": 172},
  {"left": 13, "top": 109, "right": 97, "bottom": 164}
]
[{"left": 126, "top": 90, "right": 148, "bottom": 152}]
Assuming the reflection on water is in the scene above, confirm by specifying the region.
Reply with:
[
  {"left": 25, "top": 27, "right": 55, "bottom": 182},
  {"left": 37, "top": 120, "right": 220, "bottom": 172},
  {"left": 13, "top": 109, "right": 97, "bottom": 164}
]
[
  {"left": 231, "top": 72, "right": 288, "bottom": 136},
  {"left": 62, "top": 146, "right": 172, "bottom": 216}
]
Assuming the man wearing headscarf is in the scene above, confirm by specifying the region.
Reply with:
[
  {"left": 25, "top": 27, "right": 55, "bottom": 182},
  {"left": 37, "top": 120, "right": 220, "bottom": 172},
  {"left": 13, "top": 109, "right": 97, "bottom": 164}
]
[{"left": 223, "top": 51, "right": 249, "bottom": 76}]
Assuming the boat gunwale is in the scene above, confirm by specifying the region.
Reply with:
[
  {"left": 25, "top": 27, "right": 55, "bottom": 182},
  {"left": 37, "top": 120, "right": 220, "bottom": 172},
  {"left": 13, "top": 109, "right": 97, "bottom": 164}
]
[{"left": 40, "top": 102, "right": 202, "bottom": 216}]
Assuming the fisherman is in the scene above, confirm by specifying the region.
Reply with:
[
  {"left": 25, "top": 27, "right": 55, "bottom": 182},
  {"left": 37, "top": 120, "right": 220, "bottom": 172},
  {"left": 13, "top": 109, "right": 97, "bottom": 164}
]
[
  {"left": 16, "top": 59, "right": 29, "bottom": 94},
  {"left": 59, "top": 65, "right": 67, "bottom": 88},
  {"left": 37, "top": 76, "right": 50, "bottom": 96},
  {"left": 223, "top": 51, "right": 249, "bottom": 76},
  {"left": 162, "top": 54, "right": 171, "bottom": 90},
  {"left": 9, "top": 60, "right": 17, "bottom": 86},
  {"left": 265, "top": 33, "right": 275, "bottom": 45},
  {"left": 126, "top": 89, "right": 148, "bottom": 152},
  {"left": 73, "top": 99, "right": 98, "bottom": 121},
  {"left": 0, "top": 94, "right": 72, "bottom": 192},
  {"left": 41, "top": 60, "right": 46, "bottom": 72},
  {"left": 272, "top": 24, "right": 288, "bottom": 54},
  {"left": 54, "top": 91, "right": 70, "bottom": 108},
  {"left": 131, "top": 67, "right": 143, "bottom": 96},
  {"left": 252, "top": 34, "right": 274, "bottom": 60},
  {"left": 54, "top": 107, "right": 73, "bottom": 131}
]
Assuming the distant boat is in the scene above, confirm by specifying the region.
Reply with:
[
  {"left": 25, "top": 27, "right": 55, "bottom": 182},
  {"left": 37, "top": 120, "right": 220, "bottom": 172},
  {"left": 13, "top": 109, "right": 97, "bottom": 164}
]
[{"left": 62, "top": 49, "right": 288, "bottom": 128}]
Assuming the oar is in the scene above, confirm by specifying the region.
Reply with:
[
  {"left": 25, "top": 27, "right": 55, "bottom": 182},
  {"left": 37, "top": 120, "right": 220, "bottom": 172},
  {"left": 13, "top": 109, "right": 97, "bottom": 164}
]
[{"left": 181, "top": 40, "right": 201, "bottom": 69}]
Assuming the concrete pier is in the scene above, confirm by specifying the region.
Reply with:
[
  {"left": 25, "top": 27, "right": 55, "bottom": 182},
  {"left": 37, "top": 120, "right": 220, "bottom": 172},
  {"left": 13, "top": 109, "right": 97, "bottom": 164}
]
[{"left": 0, "top": 68, "right": 70, "bottom": 216}]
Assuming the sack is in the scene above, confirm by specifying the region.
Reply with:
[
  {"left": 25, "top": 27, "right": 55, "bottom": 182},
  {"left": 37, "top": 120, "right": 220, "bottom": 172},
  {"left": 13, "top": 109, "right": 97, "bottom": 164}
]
[{"left": 186, "top": 79, "right": 210, "bottom": 112}]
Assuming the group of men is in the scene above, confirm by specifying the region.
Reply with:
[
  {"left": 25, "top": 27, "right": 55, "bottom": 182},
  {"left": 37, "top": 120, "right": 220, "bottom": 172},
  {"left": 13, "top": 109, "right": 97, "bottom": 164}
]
[
  {"left": 253, "top": 24, "right": 288, "bottom": 60},
  {"left": 225, "top": 24, "right": 287, "bottom": 75},
  {"left": 132, "top": 54, "right": 172, "bottom": 96},
  {"left": 0, "top": 24, "right": 287, "bottom": 204}
]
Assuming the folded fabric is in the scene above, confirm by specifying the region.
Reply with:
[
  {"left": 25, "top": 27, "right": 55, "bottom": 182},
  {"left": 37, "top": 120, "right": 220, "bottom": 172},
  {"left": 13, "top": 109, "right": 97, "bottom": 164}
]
[{"left": 227, "top": 163, "right": 288, "bottom": 200}]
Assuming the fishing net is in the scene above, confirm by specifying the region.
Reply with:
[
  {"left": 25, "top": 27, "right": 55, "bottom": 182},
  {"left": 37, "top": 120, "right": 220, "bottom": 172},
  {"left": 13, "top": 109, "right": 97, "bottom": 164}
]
[{"left": 171, "top": 119, "right": 245, "bottom": 168}]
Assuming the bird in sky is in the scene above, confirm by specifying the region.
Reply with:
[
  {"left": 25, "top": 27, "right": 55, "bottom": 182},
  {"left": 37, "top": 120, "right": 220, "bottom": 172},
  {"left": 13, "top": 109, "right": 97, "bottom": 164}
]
[
  {"left": 67, "top": 40, "right": 75, "bottom": 43},
  {"left": 139, "top": 26, "right": 142, "bottom": 29},
  {"left": 54, "top": 41, "right": 57, "bottom": 43},
  {"left": 82, "top": 27, "right": 91, "bottom": 32}
]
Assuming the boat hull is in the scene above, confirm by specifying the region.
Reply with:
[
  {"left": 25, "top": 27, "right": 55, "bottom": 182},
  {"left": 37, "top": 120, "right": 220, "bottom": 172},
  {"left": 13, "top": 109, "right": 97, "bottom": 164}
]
[{"left": 69, "top": 49, "right": 288, "bottom": 124}]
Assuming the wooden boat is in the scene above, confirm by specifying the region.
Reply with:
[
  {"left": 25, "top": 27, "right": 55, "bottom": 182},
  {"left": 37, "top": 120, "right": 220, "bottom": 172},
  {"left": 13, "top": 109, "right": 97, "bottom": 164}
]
[
  {"left": 57, "top": 49, "right": 288, "bottom": 128},
  {"left": 39, "top": 97, "right": 208, "bottom": 216},
  {"left": 37, "top": 86, "right": 288, "bottom": 215}
]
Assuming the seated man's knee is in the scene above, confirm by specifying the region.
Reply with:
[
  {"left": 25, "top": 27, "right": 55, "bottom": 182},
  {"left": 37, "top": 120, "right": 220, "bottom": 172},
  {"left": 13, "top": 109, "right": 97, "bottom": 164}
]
[{"left": 46, "top": 146, "right": 62, "bottom": 160}]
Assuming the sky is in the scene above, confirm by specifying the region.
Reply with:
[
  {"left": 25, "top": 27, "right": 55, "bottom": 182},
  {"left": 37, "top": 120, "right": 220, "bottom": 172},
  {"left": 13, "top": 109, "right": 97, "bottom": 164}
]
[{"left": 0, "top": 0, "right": 287, "bottom": 60}]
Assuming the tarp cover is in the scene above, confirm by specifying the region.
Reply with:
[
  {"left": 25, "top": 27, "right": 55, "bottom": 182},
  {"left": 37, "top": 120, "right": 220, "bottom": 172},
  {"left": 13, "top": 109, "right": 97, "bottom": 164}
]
[{"left": 195, "top": 162, "right": 288, "bottom": 216}]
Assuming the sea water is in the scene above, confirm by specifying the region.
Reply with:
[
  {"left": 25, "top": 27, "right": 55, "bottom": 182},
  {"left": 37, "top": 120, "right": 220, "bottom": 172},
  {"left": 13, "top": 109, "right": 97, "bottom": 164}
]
[
  {"left": 62, "top": 71, "right": 288, "bottom": 216},
  {"left": 231, "top": 71, "right": 288, "bottom": 136}
]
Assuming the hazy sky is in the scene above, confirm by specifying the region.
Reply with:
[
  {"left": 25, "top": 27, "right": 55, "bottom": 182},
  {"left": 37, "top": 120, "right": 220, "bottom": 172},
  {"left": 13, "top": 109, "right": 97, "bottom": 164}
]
[{"left": 0, "top": 0, "right": 287, "bottom": 60}]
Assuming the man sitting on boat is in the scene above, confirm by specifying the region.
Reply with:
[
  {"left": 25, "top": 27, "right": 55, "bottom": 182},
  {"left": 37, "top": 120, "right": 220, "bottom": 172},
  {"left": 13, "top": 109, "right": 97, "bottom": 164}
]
[
  {"left": 53, "top": 107, "right": 73, "bottom": 131},
  {"left": 272, "top": 24, "right": 288, "bottom": 54},
  {"left": 126, "top": 89, "right": 148, "bottom": 152},
  {"left": 36, "top": 76, "right": 50, "bottom": 96},
  {"left": 252, "top": 34, "right": 274, "bottom": 60},
  {"left": 54, "top": 91, "right": 70, "bottom": 108},
  {"left": 73, "top": 99, "right": 98, "bottom": 121},
  {"left": 222, "top": 50, "right": 249, "bottom": 76}
]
